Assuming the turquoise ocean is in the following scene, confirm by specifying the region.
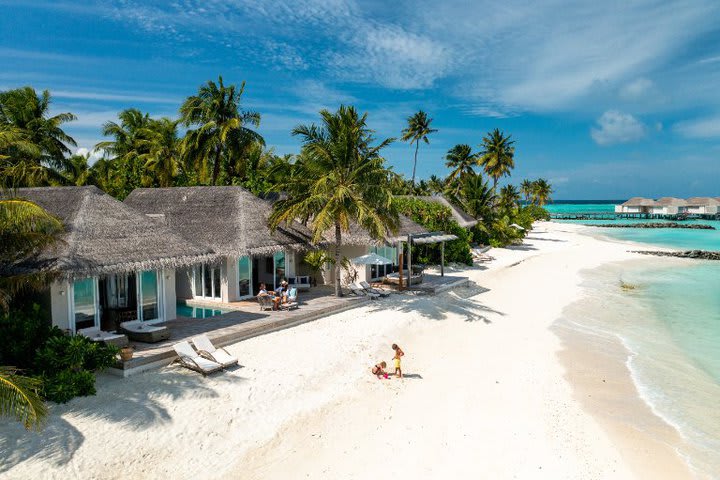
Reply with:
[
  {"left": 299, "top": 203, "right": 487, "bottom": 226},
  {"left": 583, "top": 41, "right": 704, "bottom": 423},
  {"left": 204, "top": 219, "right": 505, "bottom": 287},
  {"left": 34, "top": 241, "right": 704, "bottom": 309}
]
[{"left": 547, "top": 201, "right": 720, "bottom": 478}]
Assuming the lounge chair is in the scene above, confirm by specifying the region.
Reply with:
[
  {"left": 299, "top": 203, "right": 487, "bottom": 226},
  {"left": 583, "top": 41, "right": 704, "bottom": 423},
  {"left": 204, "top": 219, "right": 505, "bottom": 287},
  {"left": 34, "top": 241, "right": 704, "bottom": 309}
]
[
  {"left": 120, "top": 320, "right": 171, "bottom": 343},
  {"left": 359, "top": 281, "right": 391, "bottom": 297},
  {"left": 191, "top": 334, "right": 238, "bottom": 368},
  {"left": 257, "top": 294, "right": 274, "bottom": 311},
  {"left": 173, "top": 341, "right": 223, "bottom": 375},
  {"left": 279, "top": 287, "right": 299, "bottom": 310},
  {"left": 350, "top": 284, "right": 379, "bottom": 299},
  {"left": 77, "top": 327, "right": 129, "bottom": 347}
]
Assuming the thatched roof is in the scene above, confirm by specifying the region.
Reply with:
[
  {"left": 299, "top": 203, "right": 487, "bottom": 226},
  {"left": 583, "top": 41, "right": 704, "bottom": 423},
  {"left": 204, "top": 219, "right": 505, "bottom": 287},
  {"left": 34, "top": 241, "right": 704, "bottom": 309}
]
[
  {"left": 622, "top": 197, "right": 657, "bottom": 207},
  {"left": 125, "top": 186, "right": 313, "bottom": 257},
  {"left": 8, "top": 186, "right": 215, "bottom": 278},
  {"left": 685, "top": 197, "right": 720, "bottom": 206},
  {"left": 655, "top": 197, "right": 687, "bottom": 206},
  {"left": 395, "top": 195, "right": 478, "bottom": 227},
  {"left": 325, "top": 214, "right": 429, "bottom": 246}
]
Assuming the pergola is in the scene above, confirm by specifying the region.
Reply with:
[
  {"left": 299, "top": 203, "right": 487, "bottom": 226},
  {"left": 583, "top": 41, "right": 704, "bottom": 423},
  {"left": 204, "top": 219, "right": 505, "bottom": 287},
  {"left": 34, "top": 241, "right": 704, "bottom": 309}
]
[{"left": 397, "top": 231, "right": 458, "bottom": 288}]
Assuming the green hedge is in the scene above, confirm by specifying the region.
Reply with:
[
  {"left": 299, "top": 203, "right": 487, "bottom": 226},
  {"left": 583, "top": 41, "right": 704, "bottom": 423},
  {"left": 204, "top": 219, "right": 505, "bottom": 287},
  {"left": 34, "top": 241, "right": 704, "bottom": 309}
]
[{"left": 394, "top": 198, "right": 473, "bottom": 266}]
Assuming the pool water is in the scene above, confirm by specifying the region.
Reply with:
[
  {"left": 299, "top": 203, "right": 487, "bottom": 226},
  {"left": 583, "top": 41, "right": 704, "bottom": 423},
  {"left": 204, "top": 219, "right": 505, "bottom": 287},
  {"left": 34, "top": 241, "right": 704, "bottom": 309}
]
[{"left": 176, "top": 302, "right": 231, "bottom": 319}]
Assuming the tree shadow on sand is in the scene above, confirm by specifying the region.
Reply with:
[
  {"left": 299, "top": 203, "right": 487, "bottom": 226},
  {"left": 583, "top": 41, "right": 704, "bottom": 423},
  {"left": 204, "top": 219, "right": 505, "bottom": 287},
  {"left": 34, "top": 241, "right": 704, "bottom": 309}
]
[
  {"left": 0, "top": 416, "right": 84, "bottom": 474},
  {"left": 0, "top": 368, "right": 243, "bottom": 473},
  {"left": 367, "top": 283, "right": 505, "bottom": 323}
]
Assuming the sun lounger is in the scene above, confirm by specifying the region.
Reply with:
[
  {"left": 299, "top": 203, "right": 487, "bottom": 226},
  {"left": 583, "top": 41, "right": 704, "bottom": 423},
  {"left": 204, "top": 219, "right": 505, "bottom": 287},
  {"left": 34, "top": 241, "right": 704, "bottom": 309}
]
[
  {"left": 173, "top": 341, "right": 223, "bottom": 375},
  {"left": 350, "top": 284, "right": 379, "bottom": 299},
  {"left": 77, "top": 327, "right": 129, "bottom": 347},
  {"left": 359, "top": 281, "right": 391, "bottom": 297},
  {"left": 120, "top": 320, "right": 171, "bottom": 343},
  {"left": 191, "top": 334, "right": 238, "bottom": 368}
]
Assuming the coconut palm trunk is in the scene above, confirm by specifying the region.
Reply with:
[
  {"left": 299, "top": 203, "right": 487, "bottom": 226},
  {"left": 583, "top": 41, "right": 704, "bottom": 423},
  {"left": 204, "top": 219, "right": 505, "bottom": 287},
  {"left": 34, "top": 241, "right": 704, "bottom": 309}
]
[
  {"left": 334, "top": 221, "right": 342, "bottom": 297},
  {"left": 411, "top": 141, "right": 420, "bottom": 186}
]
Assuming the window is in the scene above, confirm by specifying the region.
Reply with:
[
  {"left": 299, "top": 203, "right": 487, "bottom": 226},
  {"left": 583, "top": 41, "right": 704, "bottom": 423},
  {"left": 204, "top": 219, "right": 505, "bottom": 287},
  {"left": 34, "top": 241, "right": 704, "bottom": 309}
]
[
  {"left": 73, "top": 278, "right": 97, "bottom": 331},
  {"left": 140, "top": 270, "right": 160, "bottom": 322},
  {"left": 194, "top": 263, "right": 222, "bottom": 300}
]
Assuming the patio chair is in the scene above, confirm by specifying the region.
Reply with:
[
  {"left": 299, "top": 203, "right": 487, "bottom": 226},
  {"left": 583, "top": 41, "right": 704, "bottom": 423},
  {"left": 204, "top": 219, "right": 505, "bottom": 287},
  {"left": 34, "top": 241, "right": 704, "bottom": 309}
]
[
  {"left": 191, "top": 334, "right": 238, "bottom": 368},
  {"left": 77, "top": 327, "right": 129, "bottom": 347},
  {"left": 359, "top": 281, "right": 391, "bottom": 297},
  {"left": 279, "top": 287, "right": 299, "bottom": 311},
  {"left": 173, "top": 341, "right": 223, "bottom": 375},
  {"left": 120, "top": 320, "right": 171, "bottom": 343},
  {"left": 350, "top": 284, "right": 379, "bottom": 299},
  {"left": 257, "top": 293, "right": 274, "bottom": 311}
]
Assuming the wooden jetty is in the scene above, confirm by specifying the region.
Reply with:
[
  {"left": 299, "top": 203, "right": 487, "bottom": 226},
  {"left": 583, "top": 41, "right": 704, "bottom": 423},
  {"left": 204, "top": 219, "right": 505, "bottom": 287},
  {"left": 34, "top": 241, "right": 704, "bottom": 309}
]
[{"left": 549, "top": 212, "right": 719, "bottom": 221}]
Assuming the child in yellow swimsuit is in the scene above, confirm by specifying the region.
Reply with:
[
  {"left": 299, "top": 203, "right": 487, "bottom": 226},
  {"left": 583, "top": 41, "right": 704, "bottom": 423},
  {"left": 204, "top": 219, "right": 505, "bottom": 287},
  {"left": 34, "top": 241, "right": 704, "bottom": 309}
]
[{"left": 392, "top": 343, "right": 404, "bottom": 378}]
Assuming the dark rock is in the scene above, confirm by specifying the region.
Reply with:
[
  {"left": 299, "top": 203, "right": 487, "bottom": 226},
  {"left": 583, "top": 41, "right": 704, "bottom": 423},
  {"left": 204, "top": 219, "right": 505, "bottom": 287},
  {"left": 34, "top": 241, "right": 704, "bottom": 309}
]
[{"left": 631, "top": 250, "right": 720, "bottom": 260}]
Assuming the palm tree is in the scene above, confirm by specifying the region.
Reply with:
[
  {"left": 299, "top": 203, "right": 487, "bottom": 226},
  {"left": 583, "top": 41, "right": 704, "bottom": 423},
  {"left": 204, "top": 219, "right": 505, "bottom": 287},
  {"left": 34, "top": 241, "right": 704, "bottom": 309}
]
[
  {"left": 445, "top": 144, "right": 478, "bottom": 182},
  {"left": 459, "top": 173, "right": 494, "bottom": 220},
  {"left": 0, "top": 87, "right": 76, "bottom": 187},
  {"left": 61, "top": 153, "right": 92, "bottom": 186},
  {"left": 269, "top": 105, "right": 398, "bottom": 297},
  {"left": 520, "top": 179, "right": 534, "bottom": 204},
  {"left": 0, "top": 366, "right": 47, "bottom": 430},
  {"left": 179, "top": 76, "right": 264, "bottom": 185},
  {"left": 0, "top": 196, "right": 64, "bottom": 309},
  {"left": 478, "top": 129, "right": 515, "bottom": 192},
  {"left": 139, "top": 118, "right": 181, "bottom": 187},
  {"left": 532, "top": 178, "right": 553, "bottom": 206},
  {"left": 400, "top": 110, "right": 437, "bottom": 186},
  {"left": 498, "top": 184, "right": 521, "bottom": 211},
  {"left": 96, "top": 109, "right": 153, "bottom": 198},
  {"left": 427, "top": 174, "right": 445, "bottom": 194}
]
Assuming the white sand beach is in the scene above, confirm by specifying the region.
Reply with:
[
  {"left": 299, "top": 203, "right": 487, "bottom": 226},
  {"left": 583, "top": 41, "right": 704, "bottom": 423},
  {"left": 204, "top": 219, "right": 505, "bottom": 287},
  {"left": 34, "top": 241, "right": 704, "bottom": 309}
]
[{"left": 0, "top": 222, "right": 696, "bottom": 479}]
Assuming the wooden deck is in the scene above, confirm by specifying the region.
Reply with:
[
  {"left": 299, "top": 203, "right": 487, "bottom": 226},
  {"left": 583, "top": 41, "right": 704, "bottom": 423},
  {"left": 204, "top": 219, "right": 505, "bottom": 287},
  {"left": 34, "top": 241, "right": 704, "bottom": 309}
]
[{"left": 111, "top": 286, "right": 368, "bottom": 376}]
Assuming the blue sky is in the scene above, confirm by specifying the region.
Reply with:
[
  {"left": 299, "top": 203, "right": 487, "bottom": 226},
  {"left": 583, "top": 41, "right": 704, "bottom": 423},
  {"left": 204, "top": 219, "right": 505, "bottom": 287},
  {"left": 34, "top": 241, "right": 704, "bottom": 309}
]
[{"left": 2, "top": 0, "right": 720, "bottom": 199}]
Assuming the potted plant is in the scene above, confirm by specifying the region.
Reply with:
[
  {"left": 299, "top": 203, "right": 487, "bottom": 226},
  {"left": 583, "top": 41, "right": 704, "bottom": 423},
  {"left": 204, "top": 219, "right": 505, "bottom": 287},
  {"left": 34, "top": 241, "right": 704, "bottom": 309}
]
[{"left": 119, "top": 345, "right": 134, "bottom": 361}]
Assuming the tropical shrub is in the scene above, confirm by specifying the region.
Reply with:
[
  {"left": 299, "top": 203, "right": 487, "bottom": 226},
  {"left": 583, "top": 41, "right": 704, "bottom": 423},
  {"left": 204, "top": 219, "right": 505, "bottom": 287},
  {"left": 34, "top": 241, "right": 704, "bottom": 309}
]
[
  {"left": 0, "top": 303, "right": 60, "bottom": 368},
  {"left": 394, "top": 197, "right": 473, "bottom": 266},
  {"left": 35, "top": 335, "right": 117, "bottom": 403}
]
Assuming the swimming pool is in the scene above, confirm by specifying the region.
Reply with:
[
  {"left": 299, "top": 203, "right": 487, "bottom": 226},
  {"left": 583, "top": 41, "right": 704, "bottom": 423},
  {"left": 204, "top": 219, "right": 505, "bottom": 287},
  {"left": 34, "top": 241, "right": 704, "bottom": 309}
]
[{"left": 176, "top": 302, "right": 232, "bottom": 319}]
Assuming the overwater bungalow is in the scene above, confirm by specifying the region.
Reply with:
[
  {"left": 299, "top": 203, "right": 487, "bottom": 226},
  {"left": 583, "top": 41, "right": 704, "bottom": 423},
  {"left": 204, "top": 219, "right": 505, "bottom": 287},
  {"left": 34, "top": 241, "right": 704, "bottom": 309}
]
[
  {"left": 685, "top": 197, "right": 720, "bottom": 214},
  {"left": 124, "top": 186, "right": 312, "bottom": 305},
  {"left": 615, "top": 197, "right": 658, "bottom": 214},
  {"left": 651, "top": 197, "right": 687, "bottom": 215},
  {"left": 10, "top": 186, "right": 213, "bottom": 334}
]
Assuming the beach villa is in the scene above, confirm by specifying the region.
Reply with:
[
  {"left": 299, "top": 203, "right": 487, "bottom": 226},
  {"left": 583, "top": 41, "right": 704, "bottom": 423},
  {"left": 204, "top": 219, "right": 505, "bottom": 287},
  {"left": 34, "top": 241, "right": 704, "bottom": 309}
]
[
  {"left": 10, "top": 186, "right": 213, "bottom": 334},
  {"left": 124, "top": 186, "right": 313, "bottom": 305}
]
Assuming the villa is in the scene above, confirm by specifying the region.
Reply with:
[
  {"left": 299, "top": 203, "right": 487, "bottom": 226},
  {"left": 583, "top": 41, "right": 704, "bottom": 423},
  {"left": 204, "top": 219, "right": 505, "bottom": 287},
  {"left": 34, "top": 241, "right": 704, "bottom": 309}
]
[
  {"left": 10, "top": 186, "right": 214, "bottom": 334},
  {"left": 124, "top": 186, "right": 313, "bottom": 306},
  {"left": 685, "top": 197, "right": 720, "bottom": 215},
  {"left": 651, "top": 197, "right": 687, "bottom": 215}
]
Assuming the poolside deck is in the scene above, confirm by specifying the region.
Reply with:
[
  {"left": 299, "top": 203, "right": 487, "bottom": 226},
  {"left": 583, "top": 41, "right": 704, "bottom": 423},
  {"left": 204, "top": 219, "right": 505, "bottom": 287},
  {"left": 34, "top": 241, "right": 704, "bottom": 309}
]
[{"left": 111, "top": 286, "right": 368, "bottom": 376}]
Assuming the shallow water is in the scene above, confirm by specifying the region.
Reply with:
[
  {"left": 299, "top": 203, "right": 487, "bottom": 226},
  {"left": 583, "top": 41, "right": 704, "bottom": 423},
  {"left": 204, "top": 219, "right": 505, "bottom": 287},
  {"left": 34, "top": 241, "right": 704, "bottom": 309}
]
[
  {"left": 563, "top": 261, "right": 720, "bottom": 477},
  {"left": 551, "top": 203, "right": 720, "bottom": 478}
]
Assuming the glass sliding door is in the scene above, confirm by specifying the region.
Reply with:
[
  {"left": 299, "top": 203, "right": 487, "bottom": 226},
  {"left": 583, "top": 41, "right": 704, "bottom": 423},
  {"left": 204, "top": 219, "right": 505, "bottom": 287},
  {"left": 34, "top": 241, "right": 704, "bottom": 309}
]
[
  {"left": 139, "top": 270, "right": 160, "bottom": 322},
  {"left": 273, "top": 251, "right": 285, "bottom": 289},
  {"left": 73, "top": 277, "right": 98, "bottom": 332},
  {"left": 193, "top": 263, "right": 222, "bottom": 301},
  {"left": 238, "top": 256, "right": 252, "bottom": 297}
]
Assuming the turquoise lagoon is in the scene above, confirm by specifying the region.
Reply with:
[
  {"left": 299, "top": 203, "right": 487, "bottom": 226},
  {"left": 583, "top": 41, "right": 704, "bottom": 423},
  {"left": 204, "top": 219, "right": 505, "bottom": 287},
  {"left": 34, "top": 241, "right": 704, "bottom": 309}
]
[{"left": 549, "top": 202, "right": 720, "bottom": 477}]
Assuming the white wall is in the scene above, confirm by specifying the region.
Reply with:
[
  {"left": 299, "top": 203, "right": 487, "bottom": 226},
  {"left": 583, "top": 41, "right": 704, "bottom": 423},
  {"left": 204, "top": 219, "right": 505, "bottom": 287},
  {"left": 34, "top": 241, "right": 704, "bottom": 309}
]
[
  {"left": 320, "top": 245, "right": 370, "bottom": 286},
  {"left": 50, "top": 280, "right": 71, "bottom": 332}
]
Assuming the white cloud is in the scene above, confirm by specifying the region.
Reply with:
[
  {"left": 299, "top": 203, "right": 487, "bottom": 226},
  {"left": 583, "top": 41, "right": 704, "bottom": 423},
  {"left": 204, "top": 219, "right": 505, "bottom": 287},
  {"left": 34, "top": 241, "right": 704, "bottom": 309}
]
[
  {"left": 74, "top": 147, "right": 105, "bottom": 163},
  {"left": 673, "top": 116, "right": 720, "bottom": 138},
  {"left": 591, "top": 110, "right": 647, "bottom": 145},
  {"left": 620, "top": 78, "right": 654, "bottom": 99}
]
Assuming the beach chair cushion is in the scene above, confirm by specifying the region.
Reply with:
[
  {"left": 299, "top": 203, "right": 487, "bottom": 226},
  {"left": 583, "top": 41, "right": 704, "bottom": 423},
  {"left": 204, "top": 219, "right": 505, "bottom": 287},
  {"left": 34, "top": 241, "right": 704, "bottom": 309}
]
[
  {"left": 191, "top": 334, "right": 238, "bottom": 368},
  {"left": 359, "top": 281, "right": 390, "bottom": 296},
  {"left": 77, "top": 327, "right": 129, "bottom": 347},
  {"left": 351, "top": 284, "right": 379, "bottom": 299}
]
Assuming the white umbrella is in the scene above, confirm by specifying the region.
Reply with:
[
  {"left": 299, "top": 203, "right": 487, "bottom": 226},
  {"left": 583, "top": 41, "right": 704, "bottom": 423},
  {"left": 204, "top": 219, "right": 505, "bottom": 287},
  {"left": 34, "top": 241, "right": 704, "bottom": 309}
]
[
  {"left": 509, "top": 223, "right": 525, "bottom": 231},
  {"left": 351, "top": 253, "right": 393, "bottom": 265}
]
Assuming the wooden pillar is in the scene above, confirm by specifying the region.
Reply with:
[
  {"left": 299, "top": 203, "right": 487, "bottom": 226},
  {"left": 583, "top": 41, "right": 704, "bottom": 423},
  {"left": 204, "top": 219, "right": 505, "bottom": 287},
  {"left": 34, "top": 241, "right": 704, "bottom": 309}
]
[
  {"left": 407, "top": 234, "right": 412, "bottom": 286},
  {"left": 397, "top": 240, "right": 404, "bottom": 290},
  {"left": 441, "top": 241, "right": 445, "bottom": 277}
]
